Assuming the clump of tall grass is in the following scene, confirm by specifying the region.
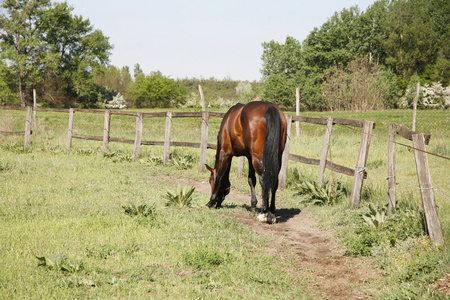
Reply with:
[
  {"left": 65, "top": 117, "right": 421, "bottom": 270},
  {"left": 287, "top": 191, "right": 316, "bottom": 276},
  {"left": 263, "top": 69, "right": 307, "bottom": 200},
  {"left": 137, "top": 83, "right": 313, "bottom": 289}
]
[{"left": 164, "top": 184, "right": 195, "bottom": 207}]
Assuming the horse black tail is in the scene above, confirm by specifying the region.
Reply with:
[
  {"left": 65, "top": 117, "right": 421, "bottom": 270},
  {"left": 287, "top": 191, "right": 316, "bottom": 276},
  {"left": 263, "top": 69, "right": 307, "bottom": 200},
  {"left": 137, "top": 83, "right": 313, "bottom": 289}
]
[{"left": 262, "top": 104, "right": 282, "bottom": 201}]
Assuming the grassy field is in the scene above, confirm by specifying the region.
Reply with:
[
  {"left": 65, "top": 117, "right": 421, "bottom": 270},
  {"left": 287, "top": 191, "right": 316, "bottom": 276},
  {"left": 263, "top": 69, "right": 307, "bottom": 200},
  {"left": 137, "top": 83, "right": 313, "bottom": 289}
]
[{"left": 1, "top": 107, "right": 449, "bottom": 299}]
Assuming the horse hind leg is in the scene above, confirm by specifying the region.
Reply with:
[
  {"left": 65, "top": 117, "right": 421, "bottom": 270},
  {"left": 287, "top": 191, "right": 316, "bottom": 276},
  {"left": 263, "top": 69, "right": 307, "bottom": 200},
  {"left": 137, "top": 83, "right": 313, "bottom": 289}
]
[{"left": 247, "top": 160, "right": 258, "bottom": 211}]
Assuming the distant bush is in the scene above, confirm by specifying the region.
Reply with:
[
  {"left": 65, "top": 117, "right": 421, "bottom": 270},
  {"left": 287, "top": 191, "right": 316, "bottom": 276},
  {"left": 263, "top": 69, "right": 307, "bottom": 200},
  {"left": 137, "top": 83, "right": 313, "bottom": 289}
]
[{"left": 400, "top": 81, "right": 450, "bottom": 109}]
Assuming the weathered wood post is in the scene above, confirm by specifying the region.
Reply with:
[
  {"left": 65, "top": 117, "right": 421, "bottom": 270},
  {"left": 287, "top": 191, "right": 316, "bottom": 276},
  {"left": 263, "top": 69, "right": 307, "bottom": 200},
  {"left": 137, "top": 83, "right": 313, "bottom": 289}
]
[
  {"left": 387, "top": 123, "right": 396, "bottom": 214},
  {"left": 103, "top": 110, "right": 111, "bottom": 152},
  {"left": 412, "top": 133, "right": 444, "bottom": 246},
  {"left": 199, "top": 85, "right": 205, "bottom": 112},
  {"left": 279, "top": 114, "right": 292, "bottom": 189},
  {"left": 296, "top": 87, "right": 300, "bottom": 137},
  {"left": 132, "top": 112, "right": 143, "bottom": 162},
  {"left": 198, "top": 111, "right": 209, "bottom": 172},
  {"left": 24, "top": 107, "right": 32, "bottom": 147},
  {"left": 237, "top": 156, "right": 245, "bottom": 178},
  {"left": 350, "top": 120, "right": 374, "bottom": 208},
  {"left": 33, "top": 89, "right": 37, "bottom": 129},
  {"left": 412, "top": 82, "right": 420, "bottom": 132},
  {"left": 163, "top": 111, "right": 172, "bottom": 165},
  {"left": 318, "top": 117, "right": 333, "bottom": 184},
  {"left": 67, "top": 108, "right": 74, "bottom": 150}
]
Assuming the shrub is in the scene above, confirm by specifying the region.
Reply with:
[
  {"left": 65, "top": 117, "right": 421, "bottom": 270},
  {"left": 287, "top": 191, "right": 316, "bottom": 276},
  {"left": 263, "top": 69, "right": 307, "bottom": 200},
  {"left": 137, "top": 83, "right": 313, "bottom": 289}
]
[
  {"left": 293, "top": 180, "right": 346, "bottom": 205},
  {"left": 122, "top": 203, "right": 156, "bottom": 218},
  {"left": 344, "top": 204, "right": 425, "bottom": 256},
  {"left": 170, "top": 153, "right": 194, "bottom": 170}
]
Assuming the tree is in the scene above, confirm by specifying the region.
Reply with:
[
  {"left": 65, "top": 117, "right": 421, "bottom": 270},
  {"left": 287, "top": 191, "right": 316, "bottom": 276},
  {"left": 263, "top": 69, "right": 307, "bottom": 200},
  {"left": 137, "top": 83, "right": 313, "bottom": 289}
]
[
  {"left": 93, "top": 65, "right": 132, "bottom": 97},
  {"left": 381, "top": 0, "right": 441, "bottom": 88},
  {"left": 0, "top": 0, "right": 56, "bottom": 106},
  {"left": 0, "top": 0, "right": 112, "bottom": 107}
]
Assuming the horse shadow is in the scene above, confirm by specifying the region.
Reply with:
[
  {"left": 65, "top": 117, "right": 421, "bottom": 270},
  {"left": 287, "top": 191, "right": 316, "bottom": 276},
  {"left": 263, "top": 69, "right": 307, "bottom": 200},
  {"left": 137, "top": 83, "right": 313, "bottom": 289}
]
[{"left": 235, "top": 204, "right": 301, "bottom": 224}]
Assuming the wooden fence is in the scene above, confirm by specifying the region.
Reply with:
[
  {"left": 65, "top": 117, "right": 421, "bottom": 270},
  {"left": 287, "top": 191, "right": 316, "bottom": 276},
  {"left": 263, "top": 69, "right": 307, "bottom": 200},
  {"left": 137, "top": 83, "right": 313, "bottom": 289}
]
[
  {"left": 1, "top": 106, "right": 373, "bottom": 206},
  {"left": 0, "top": 106, "right": 445, "bottom": 245}
]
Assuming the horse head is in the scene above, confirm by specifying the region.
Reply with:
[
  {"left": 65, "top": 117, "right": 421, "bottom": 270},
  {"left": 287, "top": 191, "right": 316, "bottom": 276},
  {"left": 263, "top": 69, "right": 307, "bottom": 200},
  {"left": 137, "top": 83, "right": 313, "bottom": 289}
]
[{"left": 205, "top": 164, "right": 230, "bottom": 208}]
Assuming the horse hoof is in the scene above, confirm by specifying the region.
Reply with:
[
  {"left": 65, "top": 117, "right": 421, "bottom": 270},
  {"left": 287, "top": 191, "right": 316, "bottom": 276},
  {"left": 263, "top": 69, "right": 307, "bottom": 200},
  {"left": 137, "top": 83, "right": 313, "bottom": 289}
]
[
  {"left": 257, "top": 212, "right": 276, "bottom": 224},
  {"left": 267, "top": 212, "right": 276, "bottom": 224},
  {"left": 257, "top": 213, "right": 267, "bottom": 222}
]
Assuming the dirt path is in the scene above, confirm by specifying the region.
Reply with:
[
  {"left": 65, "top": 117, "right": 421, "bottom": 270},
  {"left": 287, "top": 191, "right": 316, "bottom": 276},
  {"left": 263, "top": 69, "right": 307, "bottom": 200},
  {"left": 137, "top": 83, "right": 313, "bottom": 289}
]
[{"left": 158, "top": 175, "right": 381, "bottom": 299}]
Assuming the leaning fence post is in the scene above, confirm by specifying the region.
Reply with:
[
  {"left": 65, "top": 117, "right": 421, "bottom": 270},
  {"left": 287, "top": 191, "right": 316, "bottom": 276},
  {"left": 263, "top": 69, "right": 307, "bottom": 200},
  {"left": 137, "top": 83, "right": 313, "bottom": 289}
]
[
  {"left": 279, "top": 114, "right": 292, "bottom": 189},
  {"left": 387, "top": 123, "right": 396, "bottom": 214},
  {"left": 67, "top": 108, "right": 74, "bottom": 150},
  {"left": 237, "top": 156, "right": 245, "bottom": 178},
  {"left": 103, "top": 110, "right": 111, "bottom": 152},
  {"left": 350, "top": 120, "right": 374, "bottom": 208},
  {"left": 24, "top": 107, "right": 32, "bottom": 147},
  {"left": 318, "top": 117, "right": 333, "bottom": 184},
  {"left": 198, "top": 111, "right": 209, "bottom": 172},
  {"left": 412, "top": 133, "right": 444, "bottom": 246},
  {"left": 132, "top": 112, "right": 143, "bottom": 162},
  {"left": 163, "top": 111, "right": 172, "bottom": 165},
  {"left": 295, "top": 87, "right": 300, "bottom": 137}
]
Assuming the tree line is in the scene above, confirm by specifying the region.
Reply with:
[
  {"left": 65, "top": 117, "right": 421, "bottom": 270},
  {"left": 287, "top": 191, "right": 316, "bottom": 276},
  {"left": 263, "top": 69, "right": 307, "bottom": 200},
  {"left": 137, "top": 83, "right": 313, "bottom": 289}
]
[
  {"left": 261, "top": 0, "right": 449, "bottom": 110},
  {"left": 1, "top": 0, "right": 448, "bottom": 111}
]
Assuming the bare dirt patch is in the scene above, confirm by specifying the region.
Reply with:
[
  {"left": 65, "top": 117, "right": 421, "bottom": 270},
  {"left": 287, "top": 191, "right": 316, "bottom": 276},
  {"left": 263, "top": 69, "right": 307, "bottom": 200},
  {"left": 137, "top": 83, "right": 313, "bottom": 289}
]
[{"left": 157, "top": 175, "right": 381, "bottom": 299}]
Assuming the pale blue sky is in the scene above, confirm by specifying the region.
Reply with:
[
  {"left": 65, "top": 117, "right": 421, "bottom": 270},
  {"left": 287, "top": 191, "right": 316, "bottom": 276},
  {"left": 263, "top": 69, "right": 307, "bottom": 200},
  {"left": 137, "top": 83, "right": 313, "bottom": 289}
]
[{"left": 64, "top": 0, "right": 376, "bottom": 81}]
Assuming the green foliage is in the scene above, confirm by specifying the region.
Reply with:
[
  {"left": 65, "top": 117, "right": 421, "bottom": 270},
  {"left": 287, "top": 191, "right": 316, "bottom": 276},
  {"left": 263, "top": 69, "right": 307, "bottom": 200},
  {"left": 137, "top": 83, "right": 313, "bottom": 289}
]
[
  {"left": 103, "top": 150, "right": 132, "bottom": 163},
  {"left": 122, "top": 203, "right": 156, "bottom": 218},
  {"left": 170, "top": 153, "right": 194, "bottom": 170},
  {"left": 36, "top": 253, "right": 83, "bottom": 273},
  {"left": 344, "top": 204, "right": 425, "bottom": 256},
  {"left": 164, "top": 184, "right": 196, "bottom": 207},
  {"left": 129, "top": 72, "right": 186, "bottom": 108},
  {"left": 260, "top": 0, "right": 449, "bottom": 111},
  {"left": 293, "top": 180, "right": 345, "bottom": 206},
  {"left": 361, "top": 203, "right": 388, "bottom": 229},
  {"left": 0, "top": 0, "right": 112, "bottom": 107}
]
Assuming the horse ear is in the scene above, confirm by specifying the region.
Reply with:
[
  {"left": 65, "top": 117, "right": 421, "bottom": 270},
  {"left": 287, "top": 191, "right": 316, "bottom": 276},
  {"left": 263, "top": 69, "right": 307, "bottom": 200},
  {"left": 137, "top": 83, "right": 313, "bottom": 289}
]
[{"left": 205, "top": 164, "right": 214, "bottom": 173}]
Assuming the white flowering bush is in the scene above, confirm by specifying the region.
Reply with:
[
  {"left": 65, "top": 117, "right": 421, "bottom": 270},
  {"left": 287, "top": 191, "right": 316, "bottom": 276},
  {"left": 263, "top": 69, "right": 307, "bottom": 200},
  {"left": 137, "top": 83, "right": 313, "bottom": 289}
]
[
  {"left": 181, "top": 92, "right": 200, "bottom": 108},
  {"left": 103, "top": 92, "right": 127, "bottom": 109},
  {"left": 400, "top": 82, "right": 450, "bottom": 109}
]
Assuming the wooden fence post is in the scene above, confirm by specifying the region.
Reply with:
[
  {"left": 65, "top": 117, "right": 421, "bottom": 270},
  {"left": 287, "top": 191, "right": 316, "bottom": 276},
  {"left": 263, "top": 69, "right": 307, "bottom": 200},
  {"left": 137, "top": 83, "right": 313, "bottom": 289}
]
[
  {"left": 199, "top": 85, "right": 205, "bottom": 112},
  {"left": 412, "top": 133, "right": 444, "bottom": 246},
  {"left": 24, "top": 107, "right": 32, "bottom": 147},
  {"left": 279, "top": 114, "right": 292, "bottom": 189},
  {"left": 412, "top": 82, "right": 420, "bottom": 132},
  {"left": 67, "top": 108, "right": 74, "bottom": 150},
  {"left": 318, "top": 117, "right": 333, "bottom": 184},
  {"left": 387, "top": 123, "right": 396, "bottom": 214},
  {"left": 296, "top": 87, "right": 300, "bottom": 137},
  {"left": 163, "top": 111, "right": 172, "bottom": 165},
  {"left": 132, "top": 113, "right": 143, "bottom": 162},
  {"left": 350, "top": 120, "right": 374, "bottom": 208},
  {"left": 103, "top": 110, "right": 111, "bottom": 152},
  {"left": 33, "top": 89, "right": 37, "bottom": 129},
  {"left": 198, "top": 111, "right": 209, "bottom": 172},
  {"left": 237, "top": 156, "right": 245, "bottom": 178}
]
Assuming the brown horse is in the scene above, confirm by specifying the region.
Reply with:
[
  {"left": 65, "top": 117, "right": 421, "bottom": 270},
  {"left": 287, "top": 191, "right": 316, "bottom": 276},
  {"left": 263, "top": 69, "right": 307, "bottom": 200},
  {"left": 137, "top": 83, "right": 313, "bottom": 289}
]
[{"left": 205, "top": 101, "right": 287, "bottom": 223}]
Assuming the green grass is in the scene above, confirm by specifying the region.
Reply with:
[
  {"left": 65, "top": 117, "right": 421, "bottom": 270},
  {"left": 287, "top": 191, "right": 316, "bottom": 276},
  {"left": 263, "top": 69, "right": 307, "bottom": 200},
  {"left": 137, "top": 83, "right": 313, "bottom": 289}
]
[
  {"left": 1, "top": 107, "right": 449, "bottom": 298},
  {"left": 0, "top": 150, "right": 309, "bottom": 299}
]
